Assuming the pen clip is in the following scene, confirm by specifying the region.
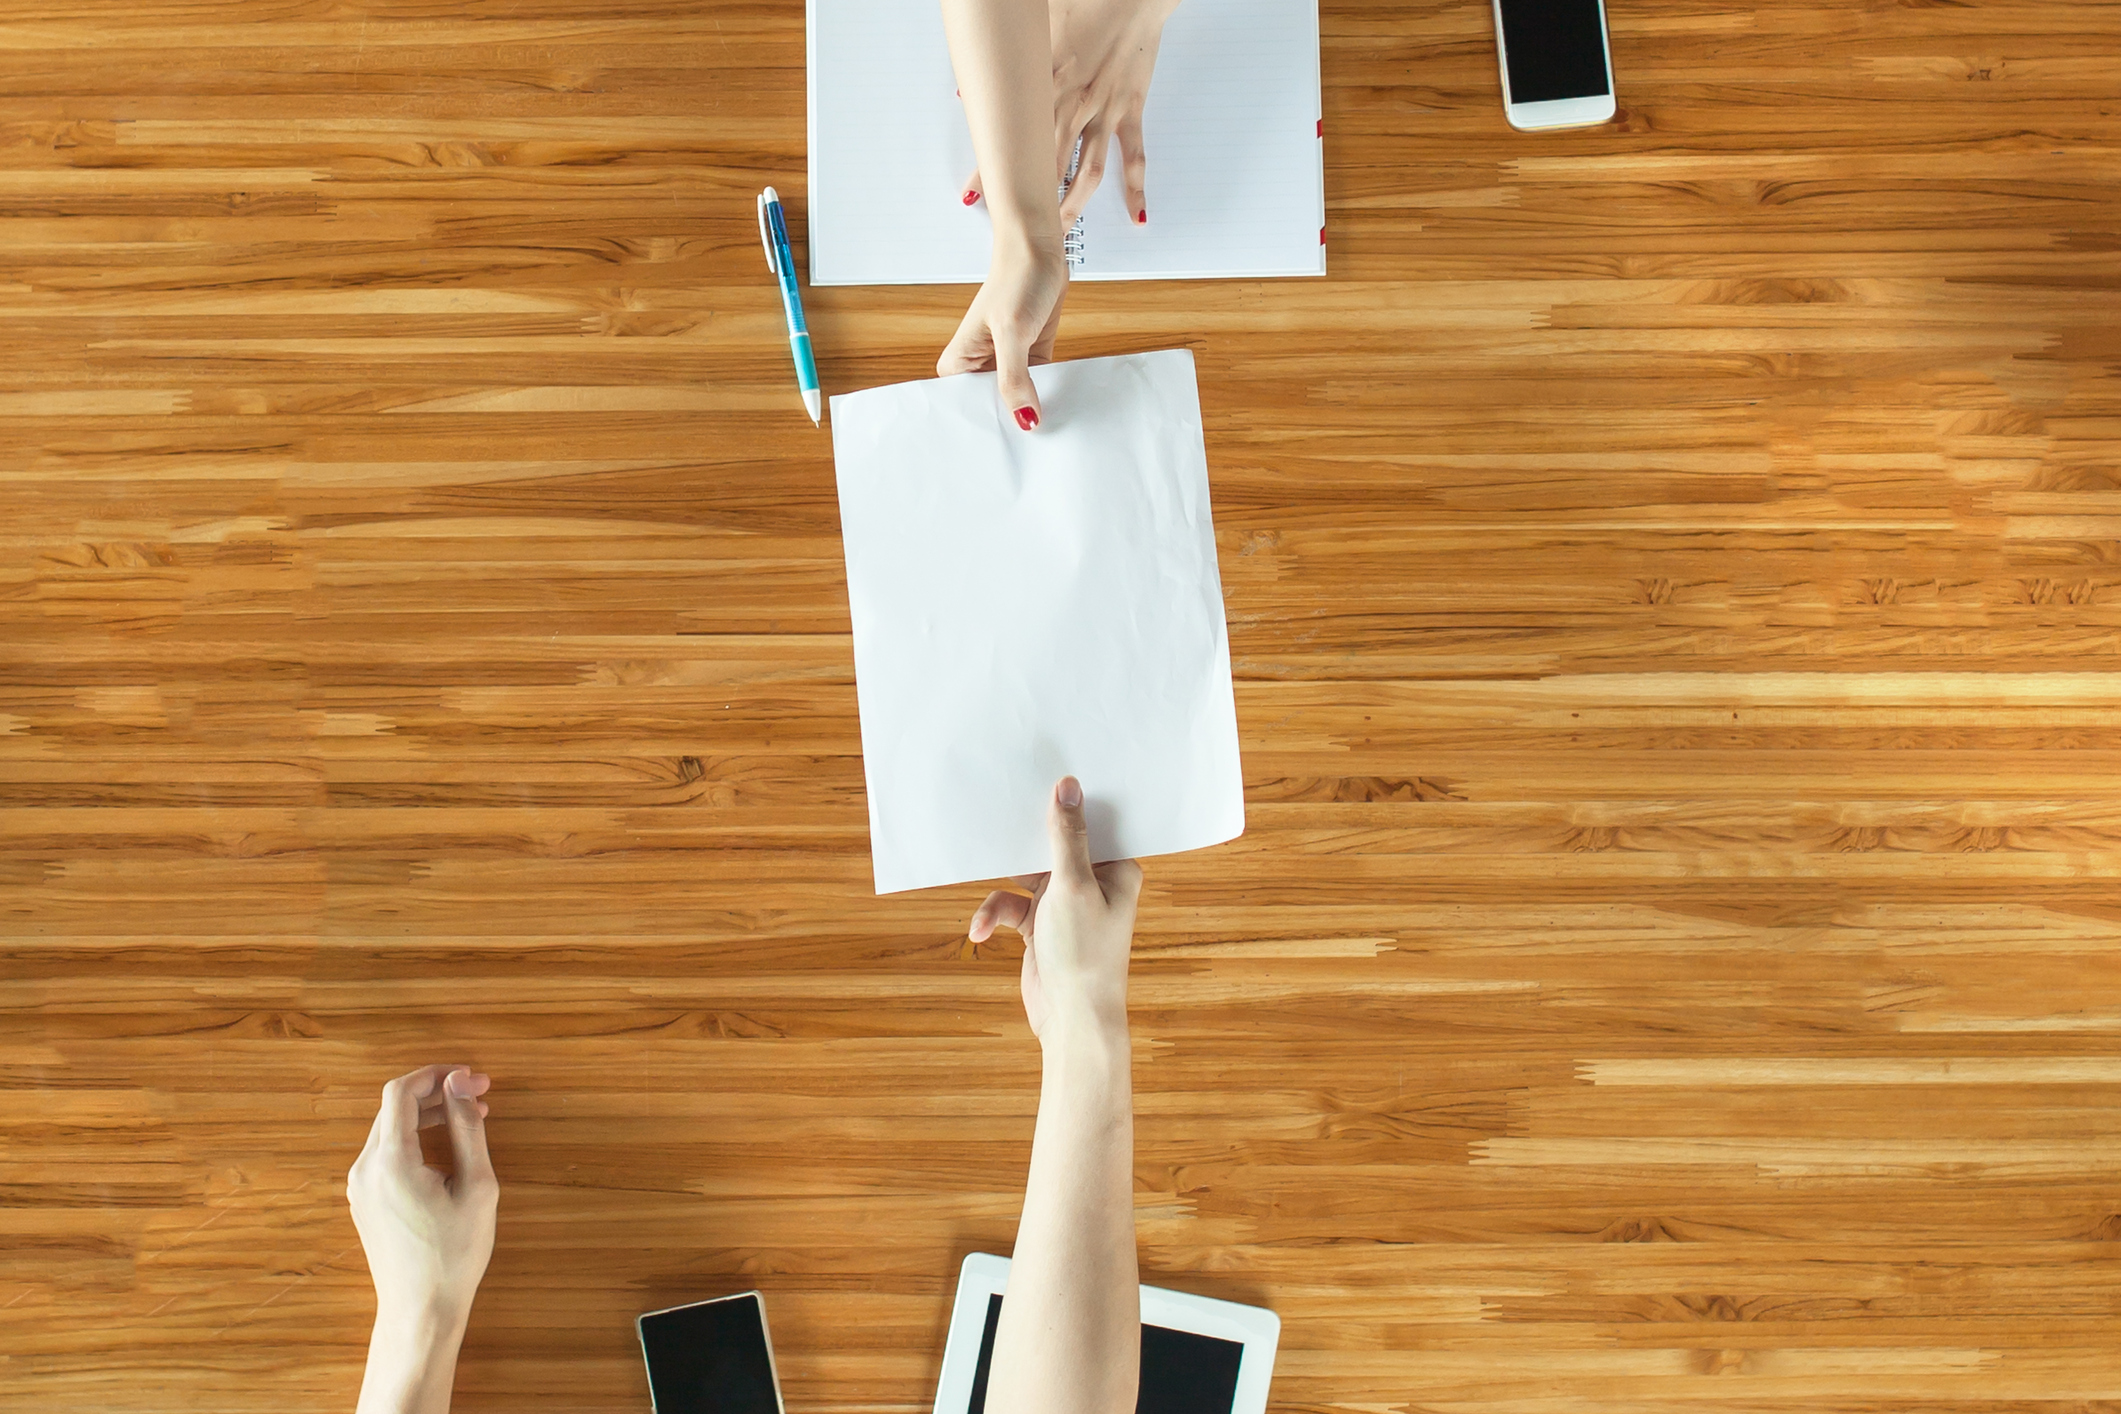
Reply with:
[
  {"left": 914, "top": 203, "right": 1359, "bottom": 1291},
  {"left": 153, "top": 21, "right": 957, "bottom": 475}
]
[{"left": 757, "top": 191, "right": 778, "bottom": 276}]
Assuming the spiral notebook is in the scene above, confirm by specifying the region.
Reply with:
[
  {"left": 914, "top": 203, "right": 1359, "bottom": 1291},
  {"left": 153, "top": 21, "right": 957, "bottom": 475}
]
[{"left": 806, "top": 0, "right": 1325, "bottom": 286}]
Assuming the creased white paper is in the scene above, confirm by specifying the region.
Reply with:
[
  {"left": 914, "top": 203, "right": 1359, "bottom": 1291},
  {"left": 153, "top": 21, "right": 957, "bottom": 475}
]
[{"left": 830, "top": 349, "right": 1245, "bottom": 895}]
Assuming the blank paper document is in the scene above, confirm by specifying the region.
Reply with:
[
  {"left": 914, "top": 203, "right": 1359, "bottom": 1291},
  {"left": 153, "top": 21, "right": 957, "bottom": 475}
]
[
  {"left": 807, "top": 0, "right": 1324, "bottom": 285},
  {"left": 830, "top": 350, "right": 1245, "bottom": 895}
]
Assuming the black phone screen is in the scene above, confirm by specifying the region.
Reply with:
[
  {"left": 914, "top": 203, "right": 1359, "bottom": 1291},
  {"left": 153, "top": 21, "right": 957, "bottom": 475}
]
[
  {"left": 965, "top": 1295, "right": 1244, "bottom": 1414},
  {"left": 637, "top": 1294, "right": 781, "bottom": 1414},
  {"left": 1498, "top": 0, "right": 1611, "bottom": 103}
]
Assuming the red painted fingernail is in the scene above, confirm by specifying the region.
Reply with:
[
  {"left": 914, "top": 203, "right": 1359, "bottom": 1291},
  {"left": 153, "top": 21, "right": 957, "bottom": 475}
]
[
  {"left": 1136, "top": 208, "right": 1147, "bottom": 224},
  {"left": 963, "top": 190, "right": 979, "bottom": 206},
  {"left": 1015, "top": 406, "right": 1038, "bottom": 431}
]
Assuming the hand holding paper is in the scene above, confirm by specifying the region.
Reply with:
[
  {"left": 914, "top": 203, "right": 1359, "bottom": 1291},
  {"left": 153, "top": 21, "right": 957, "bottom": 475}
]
[
  {"left": 937, "top": 0, "right": 1069, "bottom": 427},
  {"left": 936, "top": 232, "right": 1067, "bottom": 431},
  {"left": 970, "top": 777, "right": 1144, "bottom": 1041},
  {"left": 830, "top": 349, "right": 1245, "bottom": 895}
]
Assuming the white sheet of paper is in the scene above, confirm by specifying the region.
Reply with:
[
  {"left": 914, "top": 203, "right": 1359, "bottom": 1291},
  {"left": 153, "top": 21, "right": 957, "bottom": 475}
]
[
  {"left": 806, "top": 0, "right": 1324, "bottom": 285},
  {"left": 830, "top": 350, "right": 1245, "bottom": 895}
]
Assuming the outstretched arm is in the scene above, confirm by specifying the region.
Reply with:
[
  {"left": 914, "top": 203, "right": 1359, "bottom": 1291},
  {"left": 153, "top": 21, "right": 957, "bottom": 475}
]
[
  {"left": 969, "top": 778, "right": 1144, "bottom": 1414},
  {"left": 938, "top": 0, "right": 1068, "bottom": 429}
]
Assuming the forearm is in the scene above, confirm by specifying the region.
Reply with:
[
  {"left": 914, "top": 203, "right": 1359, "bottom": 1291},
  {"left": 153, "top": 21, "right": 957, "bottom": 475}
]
[
  {"left": 941, "top": 0, "right": 1064, "bottom": 246},
  {"left": 356, "top": 1307, "right": 467, "bottom": 1414},
  {"left": 990, "top": 1017, "right": 1140, "bottom": 1414}
]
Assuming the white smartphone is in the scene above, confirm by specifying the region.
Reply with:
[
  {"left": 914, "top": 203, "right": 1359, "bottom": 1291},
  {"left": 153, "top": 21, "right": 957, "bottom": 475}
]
[{"left": 1491, "top": 0, "right": 1617, "bottom": 131}]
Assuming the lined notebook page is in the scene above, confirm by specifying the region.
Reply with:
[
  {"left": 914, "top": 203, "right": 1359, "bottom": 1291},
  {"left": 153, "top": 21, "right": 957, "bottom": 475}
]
[{"left": 807, "top": 0, "right": 1324, "bottom": 286}]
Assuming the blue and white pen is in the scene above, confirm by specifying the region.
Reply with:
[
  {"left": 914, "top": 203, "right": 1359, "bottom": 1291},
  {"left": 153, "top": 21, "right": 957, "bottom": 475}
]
[{"left": 757, "top": 186, "right": 821, "bottom": 425}]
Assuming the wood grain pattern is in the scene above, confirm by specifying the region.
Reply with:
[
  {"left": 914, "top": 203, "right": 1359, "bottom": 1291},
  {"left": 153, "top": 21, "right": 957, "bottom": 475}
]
[{"left": 3, "top": 0, "right": 2119, "bottom": 1409}]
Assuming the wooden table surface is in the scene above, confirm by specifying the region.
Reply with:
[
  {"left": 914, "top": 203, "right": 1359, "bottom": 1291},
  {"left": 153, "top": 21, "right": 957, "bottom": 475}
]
[{"left": 4, "top": 0, "right": 2119, "bottom": 1409}]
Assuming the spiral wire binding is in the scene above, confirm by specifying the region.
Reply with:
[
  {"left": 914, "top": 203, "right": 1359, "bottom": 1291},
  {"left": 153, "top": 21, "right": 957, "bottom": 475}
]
[{"left": 1059, "top": 137, "right": 1087, "bottom": 268}]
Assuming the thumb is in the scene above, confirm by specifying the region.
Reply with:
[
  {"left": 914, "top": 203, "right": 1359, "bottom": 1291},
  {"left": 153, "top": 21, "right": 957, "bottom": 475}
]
[
  {"left": 442, "top": 1068, "right": 495, "bottom": 1191},
  {"left": 997, "top": 330, "right": 1041, "bottom": 432},
  {"left": 1047, "top": 776, "right": 1094, "bottom": 890}
]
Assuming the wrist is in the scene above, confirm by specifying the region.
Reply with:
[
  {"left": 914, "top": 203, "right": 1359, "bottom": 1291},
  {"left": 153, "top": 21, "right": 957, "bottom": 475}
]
[
  {"left": 359, "top": 1299, "right": 470, "bottom": 1414},
  {"left": 1038, "top": 1002, "right": 1130, "bottom": 1059},
  {"left": 1128, "top": 0, "right": 1183, "bottom": 36},
  {"left": 1105, "top": 0, "right": 1181, "bottom": 48},
  {"left": 987, "top": 196, "right": 1065, "bottom": 255},
  {"left": 373, "top": 1289, "right": 472, "bottom": 1345}
]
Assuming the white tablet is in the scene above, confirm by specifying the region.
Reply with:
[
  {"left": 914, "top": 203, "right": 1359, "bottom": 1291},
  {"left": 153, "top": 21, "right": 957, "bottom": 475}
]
[{"left": 932, "top": 1253, "right": 1279, "bottom": 1414}]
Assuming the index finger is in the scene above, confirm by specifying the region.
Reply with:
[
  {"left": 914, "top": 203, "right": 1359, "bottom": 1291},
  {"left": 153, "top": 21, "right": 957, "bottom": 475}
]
[
  {"left": 1054, "top": 107, "right": 1090, "bottom": 187},
  {"left": 1117, "top": 113, "right": 1147, "bottom": 224},
  {"left": 1093, "top": 857, "right": 1143, "bottom": 906},
  {"left": 366, "top": 1064, "right": 449, "bottom": 1158},
  {"left": 938, "top": 305, "right": 997, "bottom": 378},
  {"left": 1058, "top": 122, "right": 1112, "bottom": 229}
]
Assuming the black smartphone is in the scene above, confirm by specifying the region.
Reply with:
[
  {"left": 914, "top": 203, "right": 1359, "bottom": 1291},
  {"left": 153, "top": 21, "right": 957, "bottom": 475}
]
[
  {"left": 636, "top": 1292, "right": 785, "bottom": 1414},
  {"left": 1491, "top": 0, "right": 1617, "bottom": 130}
]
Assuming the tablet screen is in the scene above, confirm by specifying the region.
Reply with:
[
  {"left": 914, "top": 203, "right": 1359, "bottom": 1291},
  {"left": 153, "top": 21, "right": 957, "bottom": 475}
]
[{"left": 964, "top": 1295, "right": 1244, "bottom": 1414}]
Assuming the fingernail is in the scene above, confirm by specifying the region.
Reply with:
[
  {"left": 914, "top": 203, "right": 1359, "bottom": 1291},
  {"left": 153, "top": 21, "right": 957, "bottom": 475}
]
[
  {"left": 1057, "top": 777, "right": 1082, "bottom": 808},
  {"left": 963, "top": 190, "right": 979, "bottom": 206},
  {"left": 1015, "top": 406, "right": 1038, "bottom": 431},
  {"left": 445, "top": 1069, "right": 472, "bottom": 1098},
  {"left": 1136, "top": 208, "right": 1147, "bottom": 224}
]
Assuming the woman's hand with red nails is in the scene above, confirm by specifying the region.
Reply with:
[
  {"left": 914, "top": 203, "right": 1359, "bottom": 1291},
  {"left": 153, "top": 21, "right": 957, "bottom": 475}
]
[
  {"left": 1049, "top": 0, "right": 1180, "bottom": 228},
  {"left": 961, "top": 0, "right": 1181, "bottom": 230},
  {"left": 941, "top": 0, "right": 1068, "bottom": 427},
  {"left": 968, "top": 777, "right": 1143, "bottom": 1042},
  {"left": 937, "top": 229, "right": 1068, "bottom": 431}
]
